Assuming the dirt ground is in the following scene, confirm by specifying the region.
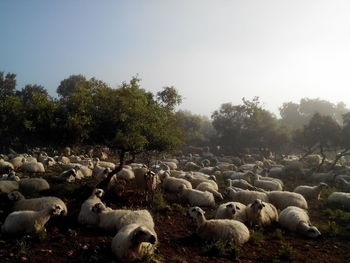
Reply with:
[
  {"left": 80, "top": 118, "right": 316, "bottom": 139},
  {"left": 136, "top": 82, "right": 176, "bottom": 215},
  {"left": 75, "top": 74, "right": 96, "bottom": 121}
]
[{"left": 0, "top": 167, "right": 349, "bottom": 263}]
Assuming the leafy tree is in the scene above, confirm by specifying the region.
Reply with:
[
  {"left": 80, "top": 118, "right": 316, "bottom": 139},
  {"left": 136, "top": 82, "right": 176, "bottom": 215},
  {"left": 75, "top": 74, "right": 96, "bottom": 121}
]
[
  {"left": 17, "top": 84, "right": 48, "bottom": 105},
  {"left": 279, "top": 102, "right": 305, "bottom": 129},
  {"left": 0, "top": 72, "right": 16, "bottom": 100},
  {"left": 57, "top": 74, "right": 87, "bottom": 99}
]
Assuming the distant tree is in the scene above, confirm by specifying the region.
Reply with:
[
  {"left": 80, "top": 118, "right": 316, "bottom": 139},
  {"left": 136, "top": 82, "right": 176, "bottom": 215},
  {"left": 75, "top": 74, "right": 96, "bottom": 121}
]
[
  {"left": 279, "top": 102, "right": 305, "bottom": 129},
  {"left": 156, "top": 86, "right": 182, "bottom": 111},
  {"left": 0, "top": 72, "right": 16, "bottom": 100},
  {"left": 57, "top": 74, "right": 87, "bottom": 99},
  {"left": 17, "top": 84, "right": 48, "bottom": 105}
]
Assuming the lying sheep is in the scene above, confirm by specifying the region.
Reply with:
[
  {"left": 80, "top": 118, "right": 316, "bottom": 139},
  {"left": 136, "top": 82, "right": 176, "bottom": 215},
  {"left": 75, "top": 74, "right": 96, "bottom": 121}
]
[
  {"left": 57, "top": 167, "right": 78, "bottom": 182},
  {"left": 10, "top": 156, "right": 25, "bottom": 170},
  {"left": 337, "top": 178, "right": 350, "bottom": 193},
  {"left": 0, "top": 180, "right": 19, "bottom": 193},
  {"left": 0, "top": 159, "right": 14, "bottom": 173},
  {"left": 78, "top": 188, "right": 104, "bottom": 226},
  {"left": 161, "top": 172, "right": 192, "bottom": 193},
  {"left": 116, "top": 167, "right": 135, "bottom": 181},
  {"left": 196, "top": 182, "right": 223, "bottom": 200},
  {"left": 1, "top": 204, "right": 63, "bottom": 235},
  {"left": 293, "top": 183, "right": 328, "bottom": 201},
  {"left": 178, "top": 185, "right": 215, "bottom": 207},
  {"left": 18, "top": 178, "right": 50, "bottom": 192},
  {"left": 328, "top": 192, "right": 350, "bottom": 210},
  {"left": 19, "top": 161, "right": 45, "bottom": 173},
  {"left": 309, "top": 171, "right": 335, "bottom": 182},
  {"left": 224, "top": 187, "right": 269, "bottom": 205},
  {"left": 92, "top": 203, "right": 155, "bottom": 233},
  {"left": 111, "top": 223, "right": 157, "bottom": 263},
  {"left": 93, "top": 158, "right": 116, "bottom": 170},
  {"left": 8, "top": 191, "right": 67, "bottom": 216},
  {"left": 188, "top": 206, "right": 250, "bottom": 245},
  {"left": 215, "top": 202, "right": 246, "bottom": 220},
  {"left": 185, "top": 174, "right": 217, "bottom": 189},
  {"left": 225, "top": 179, "right": 262, "bottom": 191},
  {"left": 0, "top": 172, "right": 20, "bottom": 182},
  {"left": 279, "top": 206, "right": 321, "bottom": 238},
  {"left": 240, "top": 199, "right": 278, "bottom": 228},
  {"left": 267, "top": 191, "right": 308, "bottom": 210}
]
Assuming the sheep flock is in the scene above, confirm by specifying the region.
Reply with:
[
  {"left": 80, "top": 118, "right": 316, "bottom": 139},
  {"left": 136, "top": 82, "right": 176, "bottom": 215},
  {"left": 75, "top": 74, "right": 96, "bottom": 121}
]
[{"left": 0, "top": 147, "right": 349, "bottom": 262}]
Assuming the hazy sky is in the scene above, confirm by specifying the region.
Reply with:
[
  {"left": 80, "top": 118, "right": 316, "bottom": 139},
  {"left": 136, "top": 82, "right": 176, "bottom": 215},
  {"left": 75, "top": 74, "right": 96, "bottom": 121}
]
[{"left": 1, "top": 0, "right": 350, "bottom": 117}]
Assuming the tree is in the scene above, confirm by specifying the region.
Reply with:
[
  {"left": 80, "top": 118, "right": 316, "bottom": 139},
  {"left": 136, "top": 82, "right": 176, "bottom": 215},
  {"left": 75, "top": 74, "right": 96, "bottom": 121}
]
[
  {"left": 0, "top": 72, "right": 16, "bottom": 100},
  {"left": 57, "top": 74, "right": 87, "bottom": 99},
  {"left": 279, "top": 102, "right": 305, "bottom": 129},
  {"left": 17, "top": 84, "right": 48, "bottom": 105}
]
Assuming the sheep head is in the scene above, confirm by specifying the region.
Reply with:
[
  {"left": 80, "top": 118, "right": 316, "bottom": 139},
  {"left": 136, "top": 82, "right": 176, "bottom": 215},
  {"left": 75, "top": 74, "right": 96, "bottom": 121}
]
[
  {"left": 188, "top": 206, "right": 204, "bottom": 219},
  {"left": 51, "top": 204, "right": 64, "bottom": 215},
  {"left": 91, "top": 202, "right": 107, "bottom": 213},
  {"left": 306, "top": 226, "right": 321, "bottom": 238},
  {"left": 132, "top": 226, "right": 157, "bottom": 245},
  {"left": 94, "top": 188, "right": 104, "bottom": 198}
]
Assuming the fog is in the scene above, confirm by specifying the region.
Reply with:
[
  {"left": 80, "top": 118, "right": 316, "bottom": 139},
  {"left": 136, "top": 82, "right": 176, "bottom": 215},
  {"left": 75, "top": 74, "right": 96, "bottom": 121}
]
[{"left": 1, "top": 0, "right": 350, "bottom": 117}]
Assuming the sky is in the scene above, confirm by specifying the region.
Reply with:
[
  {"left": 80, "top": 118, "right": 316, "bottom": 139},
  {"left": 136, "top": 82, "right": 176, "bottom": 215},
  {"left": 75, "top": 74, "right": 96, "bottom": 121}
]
[{"left": 1, "top": 0, "right": 350, "bottom": 118}]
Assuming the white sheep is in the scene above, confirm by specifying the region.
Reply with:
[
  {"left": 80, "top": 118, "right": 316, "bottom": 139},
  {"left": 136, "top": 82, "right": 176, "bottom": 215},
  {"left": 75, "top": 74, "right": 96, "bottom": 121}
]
[
  {"left": 185, "top": 174, "right": 217, "bottom": 189},
  {"left": 188, "top": 206, "right": 250, "bottom": 245},
  {"left": 196, "top": 182, "right": 223, "bottom": 200},
  {"left": 19, "top": 161, "right": 45, "bottom": 173},
  {"left": 78, "top": 188, "right": 104, "bottom": 226},
  {"left": 18, "top": 178, "right": 50, "bottom": 192},
  {"left": 8, "top": 191, "right": 68, "bottom": 216},
  {"left": 161, "top": 172, "right": 192, "bottom": 193},
  {"left": 328, "top": 192, "right": 350, "bottom": 210},
  {"left": 60, "top": 163, "right": 92, "bottom": 179},
  {"left": 240, "top": 199, "right": 278, "bottom": 228},
  {"left": 0, "top": 159, "right": 15, "bottom": 173},
  {"left": 0, "top": 180, "right": 19, "bottom": 193},
  {"left": 224, "top": 187, "right": 269, "bottom": 205},
  {"left": 57, "top": 167, "right": 78, "bottom": 182},
  {"left": 91, "top": 203, "right": 155, "bottom": 233},
  {"left": 267, "top": 191, "right": 308, "bottom": 210},
  {"left": 1, "top": 204, "right": 63, "bottom": 235},
  {"left": 178, "top": 186, "right": 215, "bottom": 207},
  {"left": 92, "top": 165, "right": 110, "bottom": 179},
  {"left": 225, "top": 179, "right": 265, "bottom": 192},
  {"left": 309, "top": 171, "right": 335, "bottom": 182},
  {"left": 10, "top": 156, "right": 25, "bottom": 170},
  {"left": 215, "top": 202, "right": 246, "bottom": 220},
  {"left": 252, "top": 174, "right": 283, "bottom": 191},
  {"left": 116, "top": 167, "right": 135, "bottom": 181},
  {"left": 336, "top": 178, "right": 350, "bottom": 193},
  {"left": 279, "top": 206, "right": 321, "bottom": 238},
  {"left": 293, "top": 183, "right": 328, "bottom": 201},
  {"left": 93, "top": 158, "right": 116, "bottom": 170},
  {"left": 111, "top": 223, "right": 157, "bottom": 263}
]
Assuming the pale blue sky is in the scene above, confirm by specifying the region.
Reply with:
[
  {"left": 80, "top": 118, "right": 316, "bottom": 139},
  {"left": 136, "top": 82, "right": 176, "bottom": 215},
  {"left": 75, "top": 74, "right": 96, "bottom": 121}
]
[{"left": 1, "top": 0, "right": 350, "bottom": 117}]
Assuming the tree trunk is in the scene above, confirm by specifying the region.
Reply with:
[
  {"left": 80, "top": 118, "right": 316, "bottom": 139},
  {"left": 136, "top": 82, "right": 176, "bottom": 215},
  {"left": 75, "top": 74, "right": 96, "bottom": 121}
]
[
  {"left": 317, "top": 145, "right": 326, "bottom": 172},
  {"left": 96, "top": 150, "right": 125, "bottom": 190}
]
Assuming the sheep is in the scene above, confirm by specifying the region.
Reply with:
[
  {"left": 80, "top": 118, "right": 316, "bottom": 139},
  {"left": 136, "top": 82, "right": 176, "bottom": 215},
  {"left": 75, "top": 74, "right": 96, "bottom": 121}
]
[
  {"left": 198, "top": 166, "right": 219, "bottom": 175},
  {"left": 268, "top": 166, "right": 285, "bottom": 178},
  {"left": 78, "top": 188, "right": 104, "bottom": 226},
  {"left": 60, "top": 163, "right": 92, "bottom": 179},
  {"left": 252, "top": 174, "right": 283, "bottom": 191},
  {"left": 225, "top": 179, "right": 265, "bottom": 192},
  {"left": 267, "top": 191, "right": 308, "bottom": 210},
  {"left": 328, "top": 192, "right": 350, "bottom": 210},
  {"left": 0, "top": 159, "right": 14, "bottom": 173},
  {"left": 10, "top": 156, "right": 25, "bottom": 170},
  {"left": 293, "top": 183, "right": 329, "bottom": 201},
  {"left": 337, "top": 178, "right": 350, "bottom": 192},
  {"left": 178, "top": 185, "right": 215, "bottom": 207},
  {"left": 1, "top": 204, "right": 63, "bottom": 235},
  {"left": 196, "top": 182, "right": 223, "bottom": 200},
  {"left": 111, "top": 223, "right": 157, "bottom": 263},
  {"left": 91, "top": 203, "right": 155, "bottom": 233},
  {"left": 161, "top": 161, "right": 177, "bottom": 170},
  {"left": 240, "top": 199, "right": 278, "bottom": 228},
  {"left": 57, "top": 167, "right": 78, "bottom": 182},
  {"left": 184, "top": 174, "right": 217, "bottom": 189},
  {"left": 18, "top": 178, "right": 50, "bottom": 192},
  {"left": 188, "top": 206, "right": 250, "bottom": 245},
  {"left": 8, "top": 191, "right": 68, "bottom": 216},
  {"left": 184, "top": 161, "right": 201, "bottom": 171},
  {"left": 0, "top": 172, "right": 20, "bottom": 182},
  {"left": 224, "top": 187, "right": 269, "bottom": 205},
  {"left": 227, "top": 171, "right": 252, "bottom": 181},
  {"left": 92, "top": 165, "right": 110, "bottom": 179},
  {"left": 116, "top": 167, "right": 135, "bottom": 181},
  {"left": 134, "top": 168, "right": 160, "bottom": 192},
  {"left": 279, "top": 206, "right": 321, "bottom": 238},
  {"left": 309, "top": 170, "right": 335, "bottom": 182},
  {"left": 215, "top": 202, "right": 246, "bottom": 220},
  {"left": 19, "top": 161, "right": 45, "bottom": 173},
  {"left": 161, "top": 172, "right": 192, "bottom": 193},
  {"left": 0, "top": 180, "right": 19, "bottom": 193},
  {"left": 93, "top": 158, "right": 116, "bottom": 170}
]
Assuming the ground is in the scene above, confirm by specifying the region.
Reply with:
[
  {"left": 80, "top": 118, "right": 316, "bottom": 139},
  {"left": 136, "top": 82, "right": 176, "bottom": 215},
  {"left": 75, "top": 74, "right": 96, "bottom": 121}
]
[{"left": 0, "top": 166, "right": 349, "bottom": 263}]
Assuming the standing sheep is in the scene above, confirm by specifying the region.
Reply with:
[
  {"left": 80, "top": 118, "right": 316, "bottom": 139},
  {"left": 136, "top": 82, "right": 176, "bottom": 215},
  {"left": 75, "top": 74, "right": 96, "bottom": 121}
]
[
  {"left": 111, "top": 223, "right": 157, "bottom": 263},
  {"left": 188, "top": 206, "right": 250, "bottom": 245},
  {"left": 252, "top": 174, "right": 283, "bottom": 191},
  {"left": 279, "top": 206, "right": 321, "bottom": 238},
  {"left": 18, "top": 178, "right": 50, "bottom": 192},
  {"left": 1, "top": 204, "right": 63, "bottom": 235},
  {"left": 224, "top": 187, "right": 269, "bottom": 205},
  {"left": 161, "top": 172, "right": 192, "bottom": 193},
  {"left": 196, "top": 182, "right": 223, "bottom": 200},
  {"left": 178, "top": 186, "right": 215, "bottom": 207},
  {"left": 293, "top": 183, "right": 328, "bottom": 201}
]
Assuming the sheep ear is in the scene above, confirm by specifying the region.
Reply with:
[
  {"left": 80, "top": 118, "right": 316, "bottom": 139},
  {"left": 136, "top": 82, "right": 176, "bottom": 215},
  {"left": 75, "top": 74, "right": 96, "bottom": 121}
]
[
  {"left": 262, "top": 203, "right": 265, "bottom": 207},
  {"left": 236, "top": 205, "right": 240, "bottom": 210}
]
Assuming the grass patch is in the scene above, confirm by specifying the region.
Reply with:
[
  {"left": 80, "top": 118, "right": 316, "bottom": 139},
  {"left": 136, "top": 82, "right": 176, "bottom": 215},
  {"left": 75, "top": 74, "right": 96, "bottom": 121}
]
[
  {"left": 278, "top": 242, "right": 294, "bottom": 261},
  {"left": 250, "top": 230, "right": 264, "bottom": 244},
  {"left": 203, "top": 240, "right": 240, "bottom": 259},
  {"left": 151, "top": 190, "right": 170, "bottom": 212}
]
